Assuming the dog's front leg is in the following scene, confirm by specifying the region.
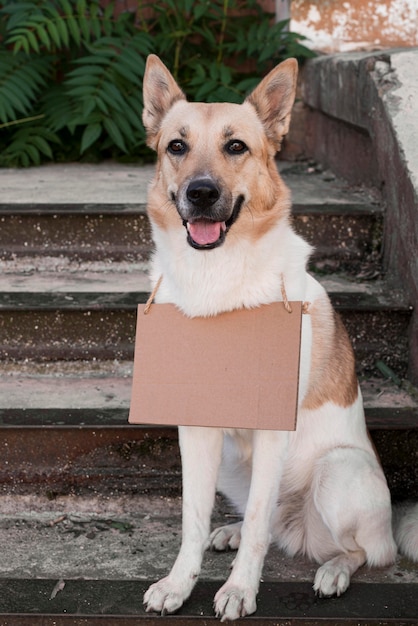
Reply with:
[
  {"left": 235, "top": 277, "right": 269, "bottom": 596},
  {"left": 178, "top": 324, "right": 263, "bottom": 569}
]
[
  {"left": 144, "top": 425, "right": 223, "bottom": 615},
  {"left": 214, "top": 430, "right": 289, "bottom": 621}
]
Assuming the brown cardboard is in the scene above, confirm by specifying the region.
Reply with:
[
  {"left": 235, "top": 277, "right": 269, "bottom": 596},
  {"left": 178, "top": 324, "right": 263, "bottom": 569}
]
[{"left": 129, "top": 302, "right": 302, "bottom": 430}]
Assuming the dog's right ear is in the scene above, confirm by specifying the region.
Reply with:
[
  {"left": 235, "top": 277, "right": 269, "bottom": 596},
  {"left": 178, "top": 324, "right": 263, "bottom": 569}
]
[{"left": 142, "top": 55, "right": 186, "bottom": 149}]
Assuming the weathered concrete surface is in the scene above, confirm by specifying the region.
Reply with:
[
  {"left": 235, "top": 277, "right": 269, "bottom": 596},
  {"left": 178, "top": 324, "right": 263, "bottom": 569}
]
[
  {"left": 0, "top": 163, "right": 153, "bottom": 205},
  {"left": 0, "top": 259, "right": 150, "bottom": 292},
  {"left": 0, "top": 161, "right": 381, "bottom": 271},
  {"left": 0, "top": 494, "right": 417, "bottom": 585},
  {"left": 0, "top": 160, "right": 374, "bottom": 207},
  {"left": 301, "top": 48, "right": 418, "bottom": 384},
  {"left": 0, "top": 360, "right": 416, "bottom": 412}
]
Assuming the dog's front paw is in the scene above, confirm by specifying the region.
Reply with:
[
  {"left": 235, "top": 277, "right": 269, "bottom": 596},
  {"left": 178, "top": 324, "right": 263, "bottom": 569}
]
[
  {"left": 313, "top": 561, "right": 350, "bottom": 598},
  {"left": 144, "top": 577, "right": 186, "bottom": 615},
  {"left": 214, "top": 583, "right": 257, "bottom": 622}
]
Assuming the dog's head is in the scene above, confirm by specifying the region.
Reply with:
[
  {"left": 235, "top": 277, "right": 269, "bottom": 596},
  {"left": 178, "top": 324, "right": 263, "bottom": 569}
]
[{"left": 142, "top": 55, "right": 297, "bottom": 250}]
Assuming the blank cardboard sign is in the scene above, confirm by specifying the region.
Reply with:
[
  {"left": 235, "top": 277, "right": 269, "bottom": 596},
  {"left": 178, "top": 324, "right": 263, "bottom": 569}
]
[{"left": 129, "top": 302, "right": 302, "bottom": 430}]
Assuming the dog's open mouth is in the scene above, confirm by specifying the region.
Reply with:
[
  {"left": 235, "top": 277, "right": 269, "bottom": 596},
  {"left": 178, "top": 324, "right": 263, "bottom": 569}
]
[
  {"left": 186, "top": 220, "right": 226, "bottom": 249},
  {"left": 183, "top": 195, "right": 245, "bottom": 250}
]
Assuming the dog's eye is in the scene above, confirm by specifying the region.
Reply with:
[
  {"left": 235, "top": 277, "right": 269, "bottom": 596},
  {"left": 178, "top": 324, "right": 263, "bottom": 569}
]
[
  {"left": 225, "top": 140, "right": 248, "bottom": 155},
  {"left": 168, "top": 140, "right": 187, "bottom": 155}
]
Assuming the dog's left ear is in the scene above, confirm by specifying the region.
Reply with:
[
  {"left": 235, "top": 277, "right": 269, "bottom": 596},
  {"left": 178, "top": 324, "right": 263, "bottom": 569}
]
[
  {"left": 142, "top": 55, "right": 186, "bottom": 149},
  {"left": 245, "top": 59, "right": 298, "bottom": 150}
]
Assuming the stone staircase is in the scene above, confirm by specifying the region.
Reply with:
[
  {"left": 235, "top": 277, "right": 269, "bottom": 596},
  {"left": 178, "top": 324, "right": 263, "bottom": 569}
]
[{"left": 0, "top": 161, "right": 417, "bottom": 624}]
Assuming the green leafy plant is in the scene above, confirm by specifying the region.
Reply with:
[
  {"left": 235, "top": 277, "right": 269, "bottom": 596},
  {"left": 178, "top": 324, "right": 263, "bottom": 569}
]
[
  {"left": 0, "top": 0, "right": 314, "bottom": 166},
  {"left": 145, "top": 0, "right": 314, "bottom": 103}
]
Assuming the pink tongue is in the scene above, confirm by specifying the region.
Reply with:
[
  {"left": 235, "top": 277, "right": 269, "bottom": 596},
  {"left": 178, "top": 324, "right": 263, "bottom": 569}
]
[{"left": 188, "top": 221, "right": 223, "bottom": 245}]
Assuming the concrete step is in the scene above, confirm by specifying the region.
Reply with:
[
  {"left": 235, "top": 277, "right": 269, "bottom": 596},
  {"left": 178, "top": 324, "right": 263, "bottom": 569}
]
[
  {"left": 1, "top": 360, "right": 416, "bottom": 420},
  {"left": 0, "top": 162, "right": 383, "bottom": 271},
  {"left": 0, "top": 360, "right": 416, "bottom": 499},
  {"left": 0, "top": 494, "right": 417, "bottom": 624},
  {"left": 0, "top": 268, "right": 412, "bottom": 375},
  {"left": 0, "top": 155, "right": 415, "bottom": 625}
]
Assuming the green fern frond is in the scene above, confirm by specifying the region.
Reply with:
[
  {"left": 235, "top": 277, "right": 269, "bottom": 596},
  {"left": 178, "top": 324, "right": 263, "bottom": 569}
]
[
  {"left": 41, "top": 84, "right": 77, "bottom": 131},
  {"left": 0, "top": 125, "right": 60, "bottom": 167},
  {"left": 0, "top": 0, "right": 314, "bottom": 166},
  {"left": 80, "top": 122, "right": 102, "bottom": 154},
  {"left": 2, "top": 0, "right": 114, "bottom": 53},
  {"left": 0, "top": 52, "right": 50, "bottom": 123},
  {"left": 62, "top": 33, "right": 151, "bottom": 153}
]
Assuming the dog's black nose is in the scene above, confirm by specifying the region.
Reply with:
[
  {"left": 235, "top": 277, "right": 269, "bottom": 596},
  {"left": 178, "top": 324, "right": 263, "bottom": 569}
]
[{"left": 186, "top": 179, "right": 220, "bottom": 207}]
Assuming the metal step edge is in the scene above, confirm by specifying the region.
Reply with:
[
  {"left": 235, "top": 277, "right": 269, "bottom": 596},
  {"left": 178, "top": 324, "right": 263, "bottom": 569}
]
[{"left": 0, "top": 579, "right": 416, "bottom": 624}]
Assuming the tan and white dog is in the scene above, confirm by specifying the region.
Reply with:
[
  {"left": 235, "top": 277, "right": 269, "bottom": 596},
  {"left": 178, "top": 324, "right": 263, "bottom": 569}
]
[{"left": 141, "top": 54, "right": 418, "bottom": 621}]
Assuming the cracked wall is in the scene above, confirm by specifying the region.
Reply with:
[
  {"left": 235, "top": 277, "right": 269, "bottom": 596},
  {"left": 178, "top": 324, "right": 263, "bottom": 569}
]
[{"left": 291, "top": 0, "right": 418, "bottom": 52}]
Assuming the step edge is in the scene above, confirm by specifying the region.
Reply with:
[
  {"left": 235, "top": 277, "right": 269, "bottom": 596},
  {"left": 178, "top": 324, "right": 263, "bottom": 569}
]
[
  {"left": 0, "top": 579, "right": 416, "bottom": 622},
  {"left": 0, "top": 203, "right": 147, "bottom": 215},
  {"left": 292, "top": 202, "right": 384, "bottom": 215},
  {"left": 0, "top": 202, "right": 383, "bottom": 217},
  {"left": 0, "top": 290, "right": 411, "bottom": 313},
  {"left": 0, "top": 407, "right": 416, "bottom": 430}
]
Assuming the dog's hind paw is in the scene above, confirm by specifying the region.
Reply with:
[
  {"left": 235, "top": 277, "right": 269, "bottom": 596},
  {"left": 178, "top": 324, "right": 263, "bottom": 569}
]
[
  {"left": 313, "top": 561, "right": 350, "bottom": 598},
  {"left": 209, "top": 522, "right": 242, "bottom": 551},
  {"left": 143, "top": 578, "right": 186, "bottom": 615},
  {"left": 214, "top": 584, "right": 257, "bottom": 621},
  {"left": 313, "top": 550, "right": 366, "bottom": 598}
]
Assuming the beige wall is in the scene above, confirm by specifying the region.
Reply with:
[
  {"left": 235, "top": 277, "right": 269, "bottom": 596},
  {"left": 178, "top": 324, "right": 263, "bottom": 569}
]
[{"left": 290, "top": 0, "right": 418, "bottom": 52}]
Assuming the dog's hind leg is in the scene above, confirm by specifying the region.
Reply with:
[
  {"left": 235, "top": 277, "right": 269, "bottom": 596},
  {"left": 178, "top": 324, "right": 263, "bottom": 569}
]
[
  {"left": 311, "top": 447, "right": 397, "bottom": 598},
  {"left": 144, "top": 426, "right": 223, "bottom": 615},
  {"left": 214, "top": 430, "right": 289, "bottom": 621}
]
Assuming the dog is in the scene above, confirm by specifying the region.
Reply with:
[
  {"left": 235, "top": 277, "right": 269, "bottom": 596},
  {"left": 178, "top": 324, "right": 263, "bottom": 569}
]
[{"left": 141, "top": 54, "right": 418, "bottom": 621}]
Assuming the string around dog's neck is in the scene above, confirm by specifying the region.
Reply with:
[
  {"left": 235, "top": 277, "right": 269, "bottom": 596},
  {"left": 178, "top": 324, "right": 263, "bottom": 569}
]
[
  {"left": 144, "top": 274, "right": 311, "bottom": 315},
  {"left": 143, "top": 274, "right": 163, "bottom": 314}
]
